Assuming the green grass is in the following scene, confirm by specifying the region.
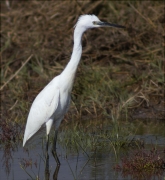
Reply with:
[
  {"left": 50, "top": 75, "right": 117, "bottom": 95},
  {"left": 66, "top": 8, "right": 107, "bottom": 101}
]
[
  {"left": 0, "top": 2, "right": 164, "bottom": 178},
  {"left": 57, "top": 119, "right": 137, "bottom": 155},
  {"left": 1, "top": 1, "right": 164, "bottom": 124}
]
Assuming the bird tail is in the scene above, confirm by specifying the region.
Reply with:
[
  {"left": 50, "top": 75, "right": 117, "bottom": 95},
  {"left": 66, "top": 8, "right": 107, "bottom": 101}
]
[{"left": 23, "top": 125, "right": 46, "bottom": 148}]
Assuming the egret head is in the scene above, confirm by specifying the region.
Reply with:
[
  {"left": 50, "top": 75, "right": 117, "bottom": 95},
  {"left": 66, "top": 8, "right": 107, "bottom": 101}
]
[{"left": 75, "top": 14, "right": 125, "bottom": 30}]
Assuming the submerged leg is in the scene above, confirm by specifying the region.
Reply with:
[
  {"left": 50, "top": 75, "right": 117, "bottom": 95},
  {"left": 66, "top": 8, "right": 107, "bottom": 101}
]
[
  {"left": 52, "top": 130, "right": 60, "bottom": 166},
  {"left": 53, "top": 165, "right": 60, "bottom": 180},
  {"left": 45, "top": 134, "right": 50, "bottom": 179},
  {"left": 46, "top": 134, "right": 49, "bottom": 161}
]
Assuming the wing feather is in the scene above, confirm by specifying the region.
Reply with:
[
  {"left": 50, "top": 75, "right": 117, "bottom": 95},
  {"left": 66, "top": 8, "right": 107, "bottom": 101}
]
[{"left": 23, "top": 77, "right": 60, "bottom": 147}]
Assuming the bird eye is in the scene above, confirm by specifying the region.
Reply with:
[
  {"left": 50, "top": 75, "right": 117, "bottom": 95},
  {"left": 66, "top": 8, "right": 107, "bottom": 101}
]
[{"left": 92, "top": 21, "right": 97, "bottom": 25}]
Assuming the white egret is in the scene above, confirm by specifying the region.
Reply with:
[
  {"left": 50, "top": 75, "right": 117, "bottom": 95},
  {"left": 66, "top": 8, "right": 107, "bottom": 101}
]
[{"left": 23, "top": 14, "right": 125, "bottom": 165}]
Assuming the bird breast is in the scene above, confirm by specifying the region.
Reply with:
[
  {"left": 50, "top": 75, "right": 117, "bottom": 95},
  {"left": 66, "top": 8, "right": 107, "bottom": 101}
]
[
  {"left": 52, "top": 90, "right": 71, "bottom": 127},
  {"left": 59, "top": 91, "right": 70, "bottom": 115}
]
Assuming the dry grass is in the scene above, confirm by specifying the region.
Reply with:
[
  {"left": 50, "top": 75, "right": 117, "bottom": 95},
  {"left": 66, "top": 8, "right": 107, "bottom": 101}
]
[{"left": 1, "top": 1, "right": 164, "bottom": 126}]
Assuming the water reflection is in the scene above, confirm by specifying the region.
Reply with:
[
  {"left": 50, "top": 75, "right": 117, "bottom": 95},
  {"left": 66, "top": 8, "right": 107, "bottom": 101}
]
[
  {"left": 0, "top": 120, "right": 165, "bottom": 180},
  {"left": 45, "top": 152, "right": 60, "bottom": 180},
  {"left": 1, "top": 142, "right": 164, "bottom": 180}
]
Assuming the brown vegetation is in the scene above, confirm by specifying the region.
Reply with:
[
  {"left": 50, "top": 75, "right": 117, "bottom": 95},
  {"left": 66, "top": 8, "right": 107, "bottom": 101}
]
[{"left": 1, "top": 1, "right": 164, "bottom": 127}]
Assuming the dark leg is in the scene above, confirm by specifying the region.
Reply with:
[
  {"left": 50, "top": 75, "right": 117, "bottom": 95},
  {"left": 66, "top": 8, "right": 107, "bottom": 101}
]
[
  {"left": 53, "top": 165, "right": 60, "bottom": 180},
  {"left": 52, "top": 130, "right": 60, "bottom": 166},
  {"left": 45, "top": 134, "right": 50, "bottom": 179},
  {"left": 46, "top": 134, "right": 49, "bottom": 163}
]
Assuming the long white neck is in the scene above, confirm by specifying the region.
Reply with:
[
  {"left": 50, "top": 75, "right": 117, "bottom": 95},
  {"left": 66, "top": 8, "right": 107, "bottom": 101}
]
[{"left": 60, "top": 26, "right": 86, "bottom": 92}]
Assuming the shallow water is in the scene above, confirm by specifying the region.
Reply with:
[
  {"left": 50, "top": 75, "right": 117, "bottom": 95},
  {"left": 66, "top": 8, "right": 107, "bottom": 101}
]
[
  {"left": 0, "top": 120, "right": 165, "bottom": 180},
  {"left": 0, "top": 147, "right": 123, "bottom": 180}
]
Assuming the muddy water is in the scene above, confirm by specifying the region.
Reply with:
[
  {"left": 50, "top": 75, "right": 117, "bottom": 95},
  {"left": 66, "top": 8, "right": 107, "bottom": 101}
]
[{"left": 0, "top": 120, "right": 165, "bottom": 180}]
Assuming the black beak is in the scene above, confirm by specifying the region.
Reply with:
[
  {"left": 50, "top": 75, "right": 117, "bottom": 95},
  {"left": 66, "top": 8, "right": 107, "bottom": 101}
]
[{"left": 98, "top": 21, "right": 125, "bottom": 28}]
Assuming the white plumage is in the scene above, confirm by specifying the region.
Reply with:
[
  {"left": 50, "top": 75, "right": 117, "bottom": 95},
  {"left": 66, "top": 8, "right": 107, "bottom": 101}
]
[{"left": 23, "top": 14, "right": 125, "bottom": 165}]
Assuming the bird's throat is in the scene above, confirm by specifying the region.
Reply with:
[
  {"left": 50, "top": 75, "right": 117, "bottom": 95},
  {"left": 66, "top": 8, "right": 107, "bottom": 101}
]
[{"left": 60, "top": 27, "right": 84, "bottom": 91}]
